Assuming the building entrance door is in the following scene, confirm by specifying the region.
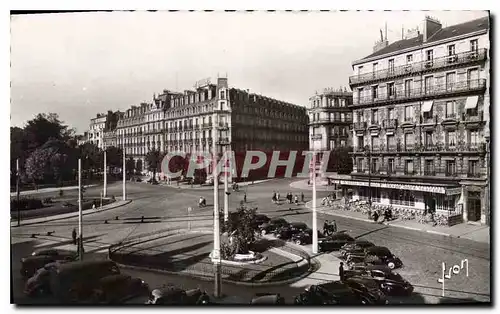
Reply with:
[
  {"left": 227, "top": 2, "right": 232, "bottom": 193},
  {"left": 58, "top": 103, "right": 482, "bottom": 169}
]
[{"left": 467, "top": 192, "right": 481, "bottom": 222}]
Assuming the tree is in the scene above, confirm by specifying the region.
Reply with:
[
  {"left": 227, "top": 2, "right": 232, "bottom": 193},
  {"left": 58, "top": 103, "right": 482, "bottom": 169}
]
[
  {"left": 126, "top": 157, "right": 135, "bottom": 175},
  {"left": 220, "top": 205, "right": 259, "bottom": 255},
  {"left": 78, "top": 142, "right": 102, "bottom": 179},
  {"left": 105, "top": 146, "right": 123, "bottom": 171},
  {"left": 327, "top": 147, "right": 353, "bottom": 174},
  {"left": 25, "top": 147, "right": 54, "bottom": 188},
  {"left": 24, "top": 113, "right": 71, "bottom": 151},
  {"left": 169, "top": 155, "right": 188, "bottom": 178},
  {"left": 145, "top": 149, "right": 162, "bottom": 180},
  {"left": 135, "top": 159, "right": 143, "bottom": 174},
  {"left": 11, "top": 127, "right": 27, "bottom": 185}
]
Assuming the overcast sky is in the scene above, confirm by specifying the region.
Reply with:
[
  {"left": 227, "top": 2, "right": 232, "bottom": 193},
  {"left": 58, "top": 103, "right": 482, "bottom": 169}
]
[{"left": 10, "top": 10, "right": 488, "bottom": 133}]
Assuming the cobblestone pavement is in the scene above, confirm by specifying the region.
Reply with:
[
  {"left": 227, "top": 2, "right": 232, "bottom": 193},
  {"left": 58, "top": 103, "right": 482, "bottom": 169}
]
[{"left": 11, "top": 178, "right": 490, "bottom": 304}]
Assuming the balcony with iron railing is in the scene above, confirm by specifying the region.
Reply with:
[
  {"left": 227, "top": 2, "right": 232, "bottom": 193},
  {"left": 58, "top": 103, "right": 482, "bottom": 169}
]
[
  {"left": 382, "top": 119, "right": 398, "bottom": 129},
  {"left": 311, "top": 134, "right": 322, "bottom": 140},
  {"left": 467, "top": 171, "right": 482, "bottom": 178},
  {"left": 463, "top": 111, "right": 485, "bottom": 124},
  {"left": 353, "top": 79, "right": 486, "bottom": 107},
  {"left": 217, "top": 137, "right": 231, "bottom": 145},
  {"left": 354, "top": 121, "right": 367, "bottom": 131},
  {"left": 349, "top": 48, "right": 487, "bottom": 86}
]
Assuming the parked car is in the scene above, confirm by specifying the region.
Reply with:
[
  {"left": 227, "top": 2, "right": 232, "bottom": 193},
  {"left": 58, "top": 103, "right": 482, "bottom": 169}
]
[
  {"left": 294, "top": 283, "right": 362, "bottom": 305},
  {"left": 31, "top": 249, "right": 76, "bottom": 259},
  {"left": 291, "top": 228, "right": 313, "bottom": 245},
  {"left": 360, "top": 266, "right": 413, "bottom": 296},
  {"left": 259, "top": 218, "right": 288, "bottom": 235},
  {"left": 365, "top": 246, "right": 403, "bottom": 269},
  {"left": 250, "top": 293, "right": 285, "bottom": 304},
  {"left": 92, "top": 274, "right": 150, "bottom": 304},
  {"left": 24, "top": 260, "right": 71, "bottom": 297},
  {"left": 49, "top": 260, "right": 121, "bottom": 302},
  {"left": 339, "top": 240, "right": 375, "bottom": 259},
  {"left": 275, "top": 222, "right": 307, "bottom": 240},
  {"left": 318, "top": 233, "right": 355, "bottom": 252},
  {"left": 344, "top": 277, "right": 388, "bottom": 304},
  {"left": 253, "top": 214, "right": 270, "bottom": 228},
  {"left": 21, "top": 254, "right": 74, "bottom": 278},
  {"left": 197, "top": 294, "right": 249, "bottom": 304},
  {"left": 145, "top": 286, "right": 189, "bottom": 304}
]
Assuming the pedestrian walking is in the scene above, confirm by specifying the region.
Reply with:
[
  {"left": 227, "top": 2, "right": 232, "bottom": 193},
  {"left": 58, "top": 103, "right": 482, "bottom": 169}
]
[
  {"left": 339, "top": 262, "right": 345, "bottom": 282},
  {"left": 301, "top": 192, "right": 305, "bottom": 203},
  {"left": 272, "top": 191, "right": 277, "bottom": 204},
  {"left": 294, "top": 195, "right": 299, "bottom": 205},
  {"left": 243, "top": 193, "right": 247, "bottom": 203},
  {"left": 71, "top": 228, "right": 77, "bottom": 245},
  {"left": 323, "top": 220, "right": 329, "bottom": 235},
  {"left": 276, "top": 192, "right": 280, "bottom": 201}
]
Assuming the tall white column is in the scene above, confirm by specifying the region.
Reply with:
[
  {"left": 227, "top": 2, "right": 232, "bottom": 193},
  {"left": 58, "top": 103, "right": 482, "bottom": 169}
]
[
  {"left": 312, "top": 152, "right": 318, "bottom": 254},
  {"left": 103, "top": 149, "right": 107, "bottom": 198},
  {"left": 122, "top": 152, "right": 126, "bottom": 201},
  {"left": 78, "top": 158, "right": 83, "bottom": 261},
  {"left": 224, "top": 145, "right": 229, "bottom": 221},
  {"left": 212, "top": 119, "right": 221, "bottom": 297}
]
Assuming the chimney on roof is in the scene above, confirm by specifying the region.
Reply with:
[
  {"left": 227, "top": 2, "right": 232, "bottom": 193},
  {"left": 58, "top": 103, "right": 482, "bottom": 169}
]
[
  {"left": 423, "top": 16, "right": 442, "bottom": 42},
  {"left": 373, "top": 28, "right": 389, "bottom": 53}
]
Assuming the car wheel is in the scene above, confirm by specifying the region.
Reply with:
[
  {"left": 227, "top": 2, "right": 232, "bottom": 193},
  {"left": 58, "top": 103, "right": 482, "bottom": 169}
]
[
  {"left": 261, "top": 230, "right": 267, "bottom": 235},
  {"left": 388, "top": 262, "right": 395, "bottom": 269},
  {"left": 295, "top": 239, "right": 302, "bottom": 245}
]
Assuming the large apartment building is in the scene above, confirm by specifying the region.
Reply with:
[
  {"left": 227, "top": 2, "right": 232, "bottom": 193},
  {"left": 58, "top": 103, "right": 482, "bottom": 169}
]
[
  {"left": 87, "top": 111, "right": 122, "bottom": 149},
  {"left": 308, "top": 88, "right": 353, "bottom": 151},
  {"left": 116, "top": 77, "right": 309, "bottom": 179},
  {"left": 334, "top": 16, "right": 490, "bottom": 225}
]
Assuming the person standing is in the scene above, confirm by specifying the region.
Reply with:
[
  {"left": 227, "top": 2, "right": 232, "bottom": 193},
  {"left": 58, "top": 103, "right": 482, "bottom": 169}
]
[
  {"left": 243, "top": 193, "right": 247, "bottom": 203},
  {"left": 294, "top": 195, "right": 299, "bottom": 205},
  {"left": 339, "top": 262, "right": 345, "bottom": 282},
  {"left": 72, "top": 228, "right": 77, "bottom": 245},
  {"left": 276, "top": 192, "right": 280, "bottom": 201},
  {"left": 301, "top": 192, "right": 305, "bottom": 203}
]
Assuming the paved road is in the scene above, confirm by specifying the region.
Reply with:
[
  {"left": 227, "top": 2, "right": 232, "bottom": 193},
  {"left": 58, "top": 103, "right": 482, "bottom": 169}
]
[{"left": 11, "top": 179, "right": 490, "bottom": 304}]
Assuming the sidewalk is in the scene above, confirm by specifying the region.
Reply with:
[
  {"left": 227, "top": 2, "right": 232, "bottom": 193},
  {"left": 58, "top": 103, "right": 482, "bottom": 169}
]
[
  {"left": 10, "top": 184, "right": 98, "bottom": 197},
  {"left": 304, "top": 199, "right": 490, "bottom": 244},
  {"left": 10, "top": 198, "right": 132, "bottom": 227},
  {"left": 289, "top": 179, "right": 333, "bottom": 191},
  {"left": 159, "top": 179, "right": 272, "bottom": 190}
]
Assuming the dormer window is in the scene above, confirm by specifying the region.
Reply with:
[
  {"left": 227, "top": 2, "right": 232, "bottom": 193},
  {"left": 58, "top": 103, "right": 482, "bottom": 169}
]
[{"left": 220, "top": 90, "right": 225, "bottom": 100}]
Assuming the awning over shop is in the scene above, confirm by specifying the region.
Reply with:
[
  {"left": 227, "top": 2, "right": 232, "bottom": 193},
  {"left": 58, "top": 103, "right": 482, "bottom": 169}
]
[
  {"left": 465, "top": 96, "right": 479, "bottom": 109},
  {"left": 422, "top": 101, "right": 434, "bottom": 113},
  {"left": 331, "top": 179, "right": 460, "bottom": 195}
]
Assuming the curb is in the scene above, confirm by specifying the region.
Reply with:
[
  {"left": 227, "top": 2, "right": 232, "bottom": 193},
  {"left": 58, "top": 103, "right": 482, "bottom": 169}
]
[
  {"left": 10, "top": 184, "right": 99, "bottom": 197},
  {"left": 108, "top": 228, "right": 318, "bottom": 287},
  {"left": 12, "top": 199, "right": 133, "bottom": 227}
]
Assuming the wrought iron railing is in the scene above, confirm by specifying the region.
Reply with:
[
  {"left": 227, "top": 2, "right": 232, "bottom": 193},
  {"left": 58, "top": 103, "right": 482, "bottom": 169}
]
[{"left": 349, "top": 49, "right": 487, "bottom": 85}]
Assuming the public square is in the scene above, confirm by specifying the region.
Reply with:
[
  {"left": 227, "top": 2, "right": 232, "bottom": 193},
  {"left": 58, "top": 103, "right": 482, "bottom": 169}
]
[{"left": 11, "top": 178, "right": 490, "bottom": 304}]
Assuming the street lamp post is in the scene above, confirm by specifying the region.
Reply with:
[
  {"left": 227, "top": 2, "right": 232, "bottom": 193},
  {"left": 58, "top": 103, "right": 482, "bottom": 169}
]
[
  {"left": 78, "top": 158, "right": 83, "bottom": 260},
  {"left": 212, "top": 119, "right": 222, "bottom": 298},
  {"left": 103, "top": 147, "right": 107, "bottom": 198},
  {"left": 312, "top": 151, "right": 318, "bottom": 254},
  {"left": 122, "top": 152, "right": 126, "bottom": 201},
  {"left": 16, "top": 158, "right": 21, "bottom": 227},
  {"left": 364, "top": 146, "right": 372, "bottom": 211}
]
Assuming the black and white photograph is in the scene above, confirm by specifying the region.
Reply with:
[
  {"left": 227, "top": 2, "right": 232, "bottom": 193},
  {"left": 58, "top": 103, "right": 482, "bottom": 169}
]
[{"left": 7, "top": 7, "right": 492, "bottom": 306}]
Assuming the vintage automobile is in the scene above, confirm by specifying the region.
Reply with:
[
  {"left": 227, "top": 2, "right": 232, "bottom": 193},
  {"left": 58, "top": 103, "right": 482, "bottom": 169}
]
[
  {"left": 145, "top": 286, "right": 189, "bottom": 305},
  {"left": 339, "top": 240, "right": 375, "bottom": 259},
  {"left": 275, "top": 222, "right": 308, "bottom": 240},
  {"left": 343, "top": 276, "right": 389, "bottom": 304},
  {"left": 259, "top": 218, "right": 289, "bottom": 235},
  {"left": 21, "top": 254, "right": 75, "bottom": 278},
  {"left": 291, "top": 228, "right": 317, "bottom": 245},
  {"left": 23, "top": 260, "right": 72, "bottom": 297},
  {"left": 365, "top": 246, "right": 403, "bottom": 269},
  {"left": 358, "top": 266, "right": 414, "bottom": 296},
  {"left": 250, "top": 293, "right": 285, "bottom": 304},
  {"left": 92, "top": 274, "right": 149, "bottom": 304},
  {"left": 253, "top": 214, "right": 270, "bottom": 227},
  {"left": 318, "top": 233, "right": 356, "bottom": 252},
  {"left": 294, "top": 282, "right": 363, "bottom": 305}
]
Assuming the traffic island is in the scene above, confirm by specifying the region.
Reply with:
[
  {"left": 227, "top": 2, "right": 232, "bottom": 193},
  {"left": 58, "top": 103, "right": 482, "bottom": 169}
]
[{"left": 108, "top": 229, "right": 315, "bottom": 285}]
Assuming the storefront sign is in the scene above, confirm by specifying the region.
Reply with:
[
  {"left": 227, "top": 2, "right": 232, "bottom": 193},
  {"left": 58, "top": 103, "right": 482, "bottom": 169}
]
[
  {"left": 446, "top": 188, "right": 462, "bottom": 196},
  {"left": 337, "top": 180, "right": 447, "bottom": 194}
]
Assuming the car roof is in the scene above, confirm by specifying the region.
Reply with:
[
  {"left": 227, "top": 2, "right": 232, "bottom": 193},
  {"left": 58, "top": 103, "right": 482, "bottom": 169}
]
[
  {"left": 251, "top": 295, "right": 282, "bottom": 304},
  {"left": 366, "top": 265, "right": 392, "bottom": 272},
  {"left": 56, "top": 260, "right": 117, "bottom": 272},
  {"left": 366, "top": 246, "right": 391, "bottom": 254},
  {"left": 319, "top": 281, "right": 352, "bottom": 292},
  {"left": 290, "top": 222, "right": 307, "bottom": 227},
  {"left": 347, "top": 276, "right": 379, "bottom": 287},
  {"left": 23, "top": 255, "right": 56, "bottom": 262},
  {"left": 354, "top": 240, "right": 373, "bottom": 245},
  {"left": 152, "top": 286, "right": 185, "bottom": 297},
  {"left": 98, "top": 274, "right": 131, "bottom": 284}
]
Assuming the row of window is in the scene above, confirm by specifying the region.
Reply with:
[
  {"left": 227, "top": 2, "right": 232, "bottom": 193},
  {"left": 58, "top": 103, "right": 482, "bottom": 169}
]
[
  {"left": 357, "top": 39, "right": 479, "bottom": 75},
  {"left": 311, "top": 112, "right": 352, "bottom": 122},
  {"left": 356, "top": 98, "right": 480, "bottom": 124},
  {"left": 356, "top": 68, "right": 480, "bottom": 103},
  {"left": 311, "top": 97, "right": 350, "bottom": 108},
  {"left": 357, "top": 129, "right": 481, "bottom": 149},
  {"left": 357, "top": 157, "right": 480, "bottom": 176}
]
